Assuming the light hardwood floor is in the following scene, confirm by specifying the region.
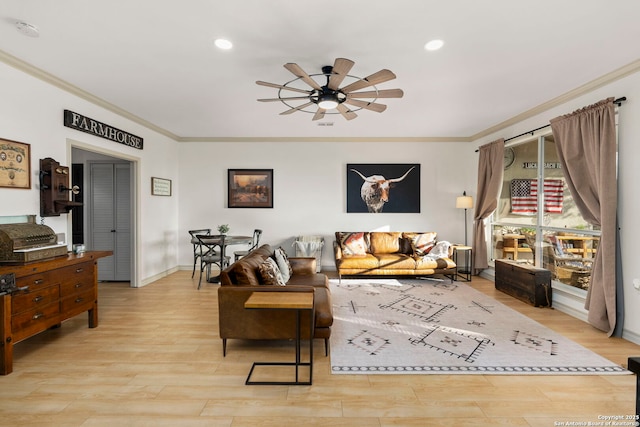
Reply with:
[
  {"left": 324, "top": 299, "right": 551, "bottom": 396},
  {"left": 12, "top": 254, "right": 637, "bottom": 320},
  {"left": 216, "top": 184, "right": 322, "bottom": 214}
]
[{"left": 1, "top": 270, "right": 639, "bottom": 426}]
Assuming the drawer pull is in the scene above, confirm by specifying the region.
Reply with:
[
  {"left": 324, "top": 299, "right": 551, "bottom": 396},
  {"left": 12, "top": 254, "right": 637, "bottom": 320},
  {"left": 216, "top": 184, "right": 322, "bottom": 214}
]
[
  {"left": 75, "top": 283, "right": 83, "bottom": 288},
  {"left": 33, "top": 295, "right": 44, "bottom": 303},
  {"left": 32, "top": 312, "right": 44, "bottom": 320},
  {"left": 33, "top": 279, "right": 44, "bottom": 285},
  {"left": 75, "top": 268, "right": 84, "bottom": 273},
  {"left": 75, "top": 297, "right": 84, "bottom": 303}
]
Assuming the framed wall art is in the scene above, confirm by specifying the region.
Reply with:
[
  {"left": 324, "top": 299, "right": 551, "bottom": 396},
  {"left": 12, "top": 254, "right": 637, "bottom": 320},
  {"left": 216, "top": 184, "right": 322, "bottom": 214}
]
[
  {"left": 228, "top": 169, "right": 273, "bottom": 208},
  {"left": 0, "top": 138, "right": 31, "bottom": 189},
  {"left": 151, "top": 177, "right": 172, "bottom": 196},
  {"left": 346, "top": 163, "right": 420, "bottom": 213}
]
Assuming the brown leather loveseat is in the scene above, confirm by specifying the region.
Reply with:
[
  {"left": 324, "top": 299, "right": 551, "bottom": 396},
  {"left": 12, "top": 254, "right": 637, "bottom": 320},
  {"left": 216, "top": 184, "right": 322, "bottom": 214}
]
[{"left": 218, "top": 244, "right": 333, "bottom": 356}]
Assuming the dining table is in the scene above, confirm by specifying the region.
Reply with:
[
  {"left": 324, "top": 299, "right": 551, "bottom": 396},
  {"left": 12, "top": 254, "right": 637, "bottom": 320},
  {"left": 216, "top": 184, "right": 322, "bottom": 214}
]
[{"left": 200, "top": 234, "right": 253, "bottom": 283}]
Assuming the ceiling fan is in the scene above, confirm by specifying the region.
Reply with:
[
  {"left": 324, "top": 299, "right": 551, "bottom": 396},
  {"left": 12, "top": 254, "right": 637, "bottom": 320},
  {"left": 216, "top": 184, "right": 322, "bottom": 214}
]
[{"left": 256, "top": 58, "right": 404, "bottom": 121}]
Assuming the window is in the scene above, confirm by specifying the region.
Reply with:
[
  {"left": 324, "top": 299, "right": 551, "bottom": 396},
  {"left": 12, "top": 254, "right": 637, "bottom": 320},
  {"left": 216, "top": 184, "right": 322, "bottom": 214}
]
[{"left": 490, "top": 135, "right": 600, "bottom": 293}]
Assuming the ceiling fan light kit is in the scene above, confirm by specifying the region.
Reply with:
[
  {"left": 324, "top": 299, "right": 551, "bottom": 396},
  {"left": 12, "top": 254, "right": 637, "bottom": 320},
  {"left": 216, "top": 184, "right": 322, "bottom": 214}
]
[{"left": 256, "top": 58, "right": 403, "bottom": 121}]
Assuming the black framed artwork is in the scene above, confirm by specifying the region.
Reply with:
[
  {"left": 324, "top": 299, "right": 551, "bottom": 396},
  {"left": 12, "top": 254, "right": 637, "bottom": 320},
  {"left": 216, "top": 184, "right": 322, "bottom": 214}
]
[
  {"left": 346, "top": 163, "right": 420, "bottom": 213},
  {"left": 228, "top": 169, "right": 273, "bottom": 208}
]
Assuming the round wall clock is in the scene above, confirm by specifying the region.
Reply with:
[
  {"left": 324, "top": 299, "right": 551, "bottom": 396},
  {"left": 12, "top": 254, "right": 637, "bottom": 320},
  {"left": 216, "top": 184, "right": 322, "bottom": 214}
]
[{"left": 504, "top": 147, "right": 516, "bottom": 169}]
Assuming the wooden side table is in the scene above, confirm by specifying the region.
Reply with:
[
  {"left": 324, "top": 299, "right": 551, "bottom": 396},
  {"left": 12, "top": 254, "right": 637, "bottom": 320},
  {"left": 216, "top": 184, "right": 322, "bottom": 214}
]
[
  {"left": 452, "top": 245, "right": 472, "bottom": 282},
  {"left": 501, "top": 234, "right": 532, "bottom": 260},
  {"left": 244, "top": 291, "right": 314, "bottom": 385}
]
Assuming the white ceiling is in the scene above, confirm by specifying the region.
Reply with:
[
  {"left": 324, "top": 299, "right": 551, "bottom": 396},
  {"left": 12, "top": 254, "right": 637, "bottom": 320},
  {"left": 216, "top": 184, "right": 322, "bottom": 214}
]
[{"left": 1, "top": 0, "right": 639, "bottom": 141}]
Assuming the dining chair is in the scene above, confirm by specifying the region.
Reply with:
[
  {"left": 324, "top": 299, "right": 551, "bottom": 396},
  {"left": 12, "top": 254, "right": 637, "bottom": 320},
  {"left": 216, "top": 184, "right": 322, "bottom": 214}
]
[
  {"left": 188, "top": 228, "right": 211, "bottom": 278},
  {"left": 196, "top": 234, "right": 231, "bottom": 289},
  {"left": 234, "top": 229, "right": 263, "bottom": 261}
]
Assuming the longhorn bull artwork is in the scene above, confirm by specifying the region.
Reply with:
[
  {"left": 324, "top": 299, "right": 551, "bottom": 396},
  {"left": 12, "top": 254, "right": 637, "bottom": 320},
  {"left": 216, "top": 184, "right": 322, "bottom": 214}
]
[{"left": 347, "top": 164, "right": 420, "bottom": 213}]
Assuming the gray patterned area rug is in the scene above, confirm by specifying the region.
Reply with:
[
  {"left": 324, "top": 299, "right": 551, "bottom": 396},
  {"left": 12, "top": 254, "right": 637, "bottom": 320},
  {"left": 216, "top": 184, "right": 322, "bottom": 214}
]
[{"left": 329, "top": 278, "right": 629, "bottom": 375}]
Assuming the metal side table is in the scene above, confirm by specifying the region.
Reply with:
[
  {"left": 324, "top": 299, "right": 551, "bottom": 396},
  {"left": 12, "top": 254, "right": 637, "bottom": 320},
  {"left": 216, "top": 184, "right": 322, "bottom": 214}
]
[
  {"left": 452, "top": 245, "right": 473, "bottom": 282},
  {"left": 244, "top": 291, "right": 314, "bottom": 385}
]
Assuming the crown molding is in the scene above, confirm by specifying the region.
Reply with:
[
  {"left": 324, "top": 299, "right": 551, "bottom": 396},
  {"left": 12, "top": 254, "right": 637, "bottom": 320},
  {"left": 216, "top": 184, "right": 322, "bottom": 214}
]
[
  {"left": 0, "top": 49, "right": 179, "bottom": 141},
  {"left": 177, "top": 136, "right": 472, "bottom": 143},
  {"left": 2, "top": 48, "right": 637, "bottom": 144},
  {"left": 471, "top": 59, "right": 640, "bottom": 142}
]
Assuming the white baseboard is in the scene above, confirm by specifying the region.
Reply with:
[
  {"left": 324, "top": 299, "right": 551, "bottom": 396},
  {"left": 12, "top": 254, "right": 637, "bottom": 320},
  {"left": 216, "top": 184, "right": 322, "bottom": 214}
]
[
  {"left": 622, "top": 329, "right": 640, "bottom": 346},
  {"left": 141, "top": 266, "right": 180, "bottom": 287}
]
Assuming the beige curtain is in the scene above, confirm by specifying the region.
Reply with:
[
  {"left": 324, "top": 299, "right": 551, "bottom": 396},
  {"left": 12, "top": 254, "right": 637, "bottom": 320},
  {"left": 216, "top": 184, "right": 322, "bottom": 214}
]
[
  {"left": 473, "top": 139, "right": 504, "bottom": 273},
  {"left": 550, "top": 97, "right": 618, "bottom": 335}
]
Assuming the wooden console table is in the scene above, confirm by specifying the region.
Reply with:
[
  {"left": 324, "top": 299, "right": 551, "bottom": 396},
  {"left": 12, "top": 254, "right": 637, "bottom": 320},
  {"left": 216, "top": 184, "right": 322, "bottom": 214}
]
[
  {"left": 0, "top": 250, "right": 112, "bottom": 375},
  {"left": 555, "top": 235, "right": 599, "bottom": 258},
  {"left": 244, "top": 291, "right": 314, "bottom": 385}
]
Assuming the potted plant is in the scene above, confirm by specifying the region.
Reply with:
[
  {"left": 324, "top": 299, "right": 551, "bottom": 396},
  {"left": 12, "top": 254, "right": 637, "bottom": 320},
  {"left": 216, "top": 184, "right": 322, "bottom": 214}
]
[{"left": 217, "top": 224, "right": 230, "bottom": 235}]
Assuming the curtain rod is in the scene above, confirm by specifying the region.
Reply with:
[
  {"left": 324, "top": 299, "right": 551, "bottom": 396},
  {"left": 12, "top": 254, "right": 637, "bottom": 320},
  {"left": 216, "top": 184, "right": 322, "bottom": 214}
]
[{"left": 475, "top": 96, "right": 627, "bottom": 151}]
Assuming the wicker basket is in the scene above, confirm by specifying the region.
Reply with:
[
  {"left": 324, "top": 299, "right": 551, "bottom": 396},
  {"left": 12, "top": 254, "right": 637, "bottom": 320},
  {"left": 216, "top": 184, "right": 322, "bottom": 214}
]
[
  {"left": 571, "top": 270, "right": 591, "bottom": 289},
  {"left": 556, "top": 266, "right": 590, "bottom": 288}
]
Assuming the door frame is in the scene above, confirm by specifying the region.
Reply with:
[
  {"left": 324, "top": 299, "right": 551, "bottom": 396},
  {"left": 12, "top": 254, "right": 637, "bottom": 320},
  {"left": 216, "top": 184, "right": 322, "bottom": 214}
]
[{"left": 67, "top": 139, "right": 140, "bottom": 288}]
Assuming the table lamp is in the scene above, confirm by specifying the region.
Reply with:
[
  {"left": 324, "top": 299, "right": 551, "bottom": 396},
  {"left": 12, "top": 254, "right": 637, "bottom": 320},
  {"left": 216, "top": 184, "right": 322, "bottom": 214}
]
[{"left": 456, "top": 191, "right": 473, "bottom": 246}]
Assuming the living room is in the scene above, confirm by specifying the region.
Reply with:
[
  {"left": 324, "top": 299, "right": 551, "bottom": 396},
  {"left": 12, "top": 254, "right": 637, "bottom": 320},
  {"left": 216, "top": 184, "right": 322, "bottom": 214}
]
[
  {"left": 1, "top": 1, "right": 640, "bottom": 423},
  {"left": 1, "top": 1, "right": 640, "bottom": 331}
]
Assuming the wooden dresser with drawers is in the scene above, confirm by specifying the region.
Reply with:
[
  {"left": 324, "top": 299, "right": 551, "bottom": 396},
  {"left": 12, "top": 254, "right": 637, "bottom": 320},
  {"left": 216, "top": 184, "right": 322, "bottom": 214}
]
[{"left": 0, "top": 251, "right": 112, "bottom": 374}]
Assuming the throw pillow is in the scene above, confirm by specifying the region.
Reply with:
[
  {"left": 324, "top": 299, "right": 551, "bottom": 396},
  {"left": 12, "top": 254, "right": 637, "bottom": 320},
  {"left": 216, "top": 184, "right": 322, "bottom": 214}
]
[
  {"left": 258, "top": 257, "right": 286, "bottom": 286},
  {"left": 369, "top": 232, "right": 402, "bottom": 254},
  {"left": 426, "top": 240, "right": 451, "bottom": 258},
  {"left": 409, "top": 232, "right": 437, "bottom": 256},
  {"left": 273, "top": 246, "right": 292, "bottom": 283},
  {"left": 339, "top": 232, "right": 368, "bottom": 256}
]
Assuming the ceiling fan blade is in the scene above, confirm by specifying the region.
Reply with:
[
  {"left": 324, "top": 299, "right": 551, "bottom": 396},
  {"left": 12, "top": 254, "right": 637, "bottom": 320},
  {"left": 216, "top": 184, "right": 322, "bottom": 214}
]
[
  {"left": 327, "top": 58, "right": 355, "bottom": 90},
  {"left": 312, "top": 109, "right": 326, "bottom": 121},
  {"left": 344, "top": 99, "right": 387, "bottom": 113},
  {"left": 256, "top": 81, "right": 311, "bottom": 94},
  {"left": 340, "top": 69, "right": 397, "bottom": 93},
  {"left": 280, "top": 102, "right": 314, "bottom": 115},
  {"left": 284, "top": 63, "right": 322, "bottom": 90},
  {"left": 347, "top": 88, "right": 404, "bottom": 99},
  {"left": 258, "top": 96, "right": 311, "bottom": 102},
  {"left": 336, "top": 103, "right": 357, "bottom": 120}
]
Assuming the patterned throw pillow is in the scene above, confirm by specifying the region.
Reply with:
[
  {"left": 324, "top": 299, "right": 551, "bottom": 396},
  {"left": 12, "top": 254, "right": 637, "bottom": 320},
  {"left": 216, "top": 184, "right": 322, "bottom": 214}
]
[
  {"left": 409, "top": 232, "right": 437, "bottom": 256},
  {"left": 339, "top": 232, "right": 368, "bottom": 256},
  {"left": 258, "top": 257, "right": 286, "bottom": 286},
  {"left": 273, "top": 246, "right": 292, "bottom": 282}
]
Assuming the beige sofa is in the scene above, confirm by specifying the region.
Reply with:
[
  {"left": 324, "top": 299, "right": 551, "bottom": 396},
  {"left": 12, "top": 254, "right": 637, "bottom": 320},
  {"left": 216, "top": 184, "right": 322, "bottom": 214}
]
[{"left": 333, "top": 231, "right": 456, "bottom": 282}]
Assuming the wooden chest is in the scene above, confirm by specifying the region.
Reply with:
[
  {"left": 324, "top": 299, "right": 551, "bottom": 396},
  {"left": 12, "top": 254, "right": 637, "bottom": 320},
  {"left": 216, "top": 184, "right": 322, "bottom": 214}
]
[{"left": 495, "top": 259, "right": 552, "bottom": 307}]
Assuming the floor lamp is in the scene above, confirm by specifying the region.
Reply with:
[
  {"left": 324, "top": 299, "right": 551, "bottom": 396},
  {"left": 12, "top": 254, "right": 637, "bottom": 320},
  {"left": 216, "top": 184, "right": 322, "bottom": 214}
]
[{"left": 456, "top": 191, "right": 473, "bottom": 246}]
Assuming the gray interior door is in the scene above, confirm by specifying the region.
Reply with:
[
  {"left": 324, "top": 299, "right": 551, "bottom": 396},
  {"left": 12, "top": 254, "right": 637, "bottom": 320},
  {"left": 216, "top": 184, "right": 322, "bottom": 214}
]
[{"left": 90, "top": 162, "right": 131, "bottom": 281}]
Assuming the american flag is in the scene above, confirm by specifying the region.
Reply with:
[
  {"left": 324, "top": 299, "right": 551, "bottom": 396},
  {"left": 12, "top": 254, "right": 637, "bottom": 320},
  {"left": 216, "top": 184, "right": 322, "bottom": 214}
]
[{"left": 511, "top": 179, "right": 564, "bottom": 215}]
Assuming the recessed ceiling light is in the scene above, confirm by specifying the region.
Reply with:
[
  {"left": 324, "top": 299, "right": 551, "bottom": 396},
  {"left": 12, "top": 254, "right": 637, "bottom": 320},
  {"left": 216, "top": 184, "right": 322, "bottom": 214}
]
[
  {"left": 214, "top": 38, "right": 233, "bottom": 50},
  {"left": 15, "top": 21, "right": 40, "bottom": 38},
  {"left": 424, "top": 39, "right": 444, "bottom": 51}
]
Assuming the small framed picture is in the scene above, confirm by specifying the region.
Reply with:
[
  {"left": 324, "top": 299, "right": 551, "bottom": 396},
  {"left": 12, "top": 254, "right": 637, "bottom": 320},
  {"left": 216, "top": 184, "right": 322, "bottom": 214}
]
[
  {"left": 151, "top": 177, "right": 172, "bottom": 196},
  {"left": 0, "top": 138, "right": 31, "bottom": 189},
  {"left": 228, "top": 169, "right": 273, "bottom": 208}
]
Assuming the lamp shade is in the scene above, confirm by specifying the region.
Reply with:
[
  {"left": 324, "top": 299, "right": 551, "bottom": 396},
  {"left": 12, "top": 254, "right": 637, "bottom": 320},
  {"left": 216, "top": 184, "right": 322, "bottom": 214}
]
[{"left": 456, "top": 195, "right": 473, "bottom": 209}]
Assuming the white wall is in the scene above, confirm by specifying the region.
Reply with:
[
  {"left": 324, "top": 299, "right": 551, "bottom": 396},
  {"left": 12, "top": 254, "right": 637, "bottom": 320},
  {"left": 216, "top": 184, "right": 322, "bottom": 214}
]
[
  {"left": 0, "top": 61, "right": 180, "bottom": 286},
  {"left": 473, "top": 70, "right": 640, "bottom": 343},
  {"left": 177, "top": 140, "right": 477, "bottom": 270}
]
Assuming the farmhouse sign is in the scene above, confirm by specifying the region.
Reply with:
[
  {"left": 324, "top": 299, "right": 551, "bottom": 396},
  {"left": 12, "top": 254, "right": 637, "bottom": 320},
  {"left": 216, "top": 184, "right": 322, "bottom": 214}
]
[{"left": 64, "top": 110, "right": 143, "bottom": 150}]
